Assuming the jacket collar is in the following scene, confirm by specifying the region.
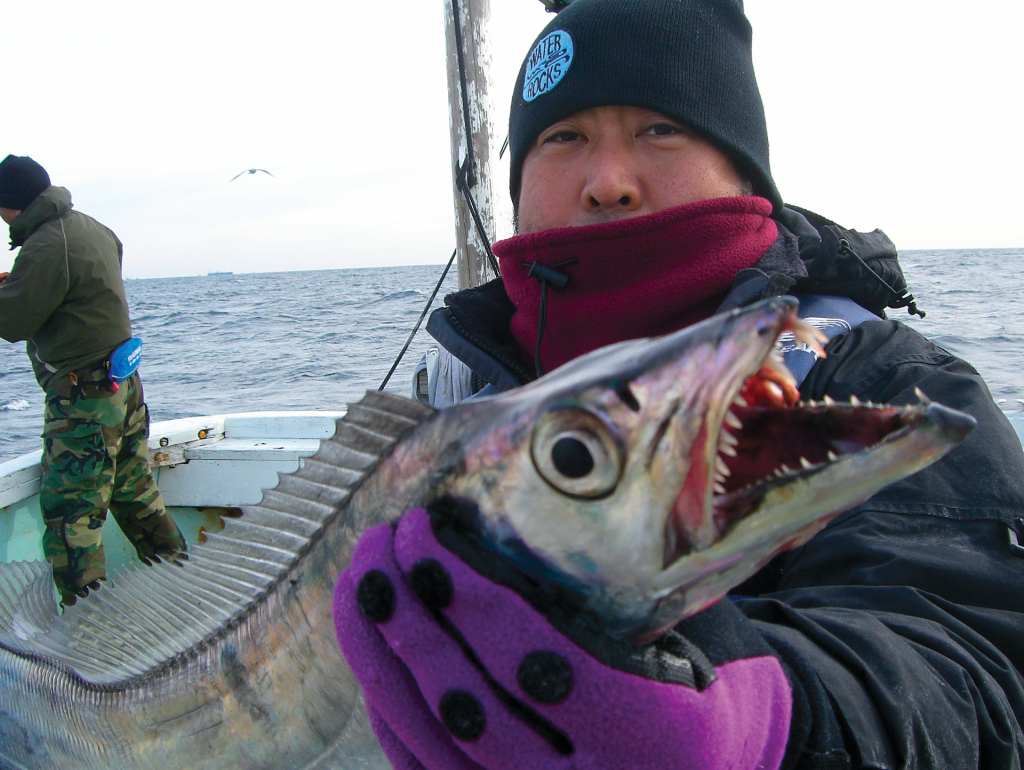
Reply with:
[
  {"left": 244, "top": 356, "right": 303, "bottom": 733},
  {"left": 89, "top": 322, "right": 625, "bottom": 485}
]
[
  {"left": 9, "top": 186, "right": 72, "bottom": 249},
  {"left": 425, "top": 278, "right": 533, "bottom": 391},
  {"left": 427, "top": 205, "right": 914, "bottom": 390}
]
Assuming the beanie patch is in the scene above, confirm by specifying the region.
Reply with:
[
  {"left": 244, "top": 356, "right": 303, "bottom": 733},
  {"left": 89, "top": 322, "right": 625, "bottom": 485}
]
[{"left": 523, "top": 30, "right": 574, "bottom": 103}]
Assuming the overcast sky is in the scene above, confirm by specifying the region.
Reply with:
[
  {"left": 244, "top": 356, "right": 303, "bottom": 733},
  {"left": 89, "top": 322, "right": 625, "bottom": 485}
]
[{"left": 2, "top": 1, "right": 1021, "bottom": 279}]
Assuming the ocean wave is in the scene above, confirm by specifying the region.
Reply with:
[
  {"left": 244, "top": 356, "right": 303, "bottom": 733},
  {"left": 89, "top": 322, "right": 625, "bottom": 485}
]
[
  {"left": 1, "top": 257, "right": 1013, "bottom": 461},
  {"left": 996, "top": 399, "right": 1024, "bottom": 414},
  {"left": 357, "top": 290, "right": 424, "bottom": 307}
]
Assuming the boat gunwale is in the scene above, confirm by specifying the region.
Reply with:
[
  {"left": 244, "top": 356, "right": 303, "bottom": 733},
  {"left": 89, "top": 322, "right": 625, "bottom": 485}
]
[{"left": 0, "top": 410, "right": 347, "bottom": 510}]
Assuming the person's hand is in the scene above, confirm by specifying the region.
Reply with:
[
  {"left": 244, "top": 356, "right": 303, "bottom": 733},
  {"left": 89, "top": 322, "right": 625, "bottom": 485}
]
[{"left": 333, "top": 508, "right": 792, "bottom": 770}]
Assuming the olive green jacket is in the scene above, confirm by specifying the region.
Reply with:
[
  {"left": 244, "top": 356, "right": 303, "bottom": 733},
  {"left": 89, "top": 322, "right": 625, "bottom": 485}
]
[{"left": 0, "top": 186, "right": 132, "bottom": 391}]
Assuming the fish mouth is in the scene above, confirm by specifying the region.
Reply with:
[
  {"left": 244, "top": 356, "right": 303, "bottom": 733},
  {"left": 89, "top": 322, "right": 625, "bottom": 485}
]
[
  {"left": 710, "top": 399, "right": 919, "bottom": 537},
  {"left": 661, "top": 304, "right": 967, "bottom": 569}
]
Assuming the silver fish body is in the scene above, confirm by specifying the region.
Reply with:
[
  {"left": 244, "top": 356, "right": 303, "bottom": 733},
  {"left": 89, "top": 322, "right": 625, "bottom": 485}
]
[{"left": 0, "top": 297, "right": 974, "bottom": 768}]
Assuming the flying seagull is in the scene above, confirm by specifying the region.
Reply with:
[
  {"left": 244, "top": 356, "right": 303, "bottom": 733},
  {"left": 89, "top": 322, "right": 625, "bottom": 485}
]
[{"left": 230, "top": 168, "right": 275, "bottom": 181}]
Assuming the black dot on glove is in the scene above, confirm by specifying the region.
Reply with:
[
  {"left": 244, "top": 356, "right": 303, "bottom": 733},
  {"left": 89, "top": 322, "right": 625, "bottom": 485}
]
[
  {"left": 518, "top": 652, "right": 573, "bottom": 704},
  {"left": 409, "top": 558, "right": 453, "bottom": 610},
  {"left": 439, "top": 690, "right": 485, "bottom": 741},
  {"left": 356, "top": 569, "right": 395, "bottom": 623}
]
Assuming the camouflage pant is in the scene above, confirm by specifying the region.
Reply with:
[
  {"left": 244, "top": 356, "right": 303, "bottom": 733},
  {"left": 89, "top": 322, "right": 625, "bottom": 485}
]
[{"left": 40, "top": 372, "right": 186, "bottom": 605}]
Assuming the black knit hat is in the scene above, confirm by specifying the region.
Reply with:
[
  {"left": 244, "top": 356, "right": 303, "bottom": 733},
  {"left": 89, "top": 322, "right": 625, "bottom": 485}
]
[
  {"left": 508, "top": 0, "right": 781, "bottom": 212},
  {"left": 0, "top": 155, "right": 51, "bottom": 210}
]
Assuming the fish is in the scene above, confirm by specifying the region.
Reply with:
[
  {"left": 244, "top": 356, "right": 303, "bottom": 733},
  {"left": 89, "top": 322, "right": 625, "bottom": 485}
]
[{"left": 0, "top": 296, "right": 974, "bottom": 769}]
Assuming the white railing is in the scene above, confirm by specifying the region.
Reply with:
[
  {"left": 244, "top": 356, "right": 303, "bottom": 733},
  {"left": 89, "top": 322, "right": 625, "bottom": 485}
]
[{"left": 0, "top": 411, "right": 346, "bottom": 510}]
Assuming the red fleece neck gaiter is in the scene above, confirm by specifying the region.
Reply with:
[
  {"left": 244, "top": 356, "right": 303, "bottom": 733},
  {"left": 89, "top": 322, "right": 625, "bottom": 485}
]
[{"left": 496, "top": 196, "right": 777, "bottom": 376}]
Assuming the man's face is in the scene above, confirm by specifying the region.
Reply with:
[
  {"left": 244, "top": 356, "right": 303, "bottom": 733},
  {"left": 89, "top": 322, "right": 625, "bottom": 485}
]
[
  {"left": 517, "top": 106, "right": 749, "bottom": 234},
  {"left": 0, "top": 208, "right": 20, "bottom": 226}
]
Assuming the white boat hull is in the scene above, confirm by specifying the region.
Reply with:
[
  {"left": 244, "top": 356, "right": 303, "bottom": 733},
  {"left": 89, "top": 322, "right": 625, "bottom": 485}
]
[{"left": 0, "top": 411, "right": 345, "bottom": 568}]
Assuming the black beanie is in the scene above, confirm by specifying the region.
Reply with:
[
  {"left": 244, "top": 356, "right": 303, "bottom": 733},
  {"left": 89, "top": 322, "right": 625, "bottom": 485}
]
[
  {"left": 508, "top": 0, "right": 781, "bottom": 212},
  {"left": 0, "top": 155, "right": 51, "bottom": 210}
]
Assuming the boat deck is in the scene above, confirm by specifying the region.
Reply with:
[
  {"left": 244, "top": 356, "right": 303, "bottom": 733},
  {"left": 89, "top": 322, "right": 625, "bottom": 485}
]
[{"left": 0, "top": 411, "right": 344, "bottom": 566}]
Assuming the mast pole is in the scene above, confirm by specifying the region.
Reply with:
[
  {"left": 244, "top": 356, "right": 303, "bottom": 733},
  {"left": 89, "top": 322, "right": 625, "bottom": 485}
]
[{"left": 443, "top": 0, "right": 498, "bottom": 290}]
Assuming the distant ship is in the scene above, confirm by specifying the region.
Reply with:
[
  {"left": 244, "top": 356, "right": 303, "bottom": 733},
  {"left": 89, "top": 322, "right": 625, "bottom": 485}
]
[{"left": 207, "top": 271, "right": 233, "bottom": 276}]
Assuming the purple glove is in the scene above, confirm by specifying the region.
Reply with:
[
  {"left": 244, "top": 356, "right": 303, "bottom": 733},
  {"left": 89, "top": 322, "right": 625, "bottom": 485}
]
[{"left": 334, "top": 509, "right": 792, "bottom": 770}]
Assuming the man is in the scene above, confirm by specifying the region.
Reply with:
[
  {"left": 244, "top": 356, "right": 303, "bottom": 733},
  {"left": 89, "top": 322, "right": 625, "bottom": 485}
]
[
  {"left": 0, "top": 155, "right": 186, "bottom": 606},
  {"left": 335, "top": 1, "right": 1024, "bottom": 768}
]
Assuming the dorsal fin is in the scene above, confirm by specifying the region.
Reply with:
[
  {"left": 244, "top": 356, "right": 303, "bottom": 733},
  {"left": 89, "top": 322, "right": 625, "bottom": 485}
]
[{"left": 0, "top": 391, "right": 434, "bottom": 684}]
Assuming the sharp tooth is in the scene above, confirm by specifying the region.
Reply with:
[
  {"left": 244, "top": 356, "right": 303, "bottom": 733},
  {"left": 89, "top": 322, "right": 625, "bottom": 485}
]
[
  {"left": 800, "top": 456, "right": 813, "bottom": 469},
  {"left": 720, "top": 430, "right": 738, "bottom": 446},
  {"left": 713, "top": 482, "right": 726, "bottom": 495},
  {"left": 719, "top": 443, "right": 737, "bottom": 457},
  {"left": 827, "top": 450, "right": 839, "bottom": 461},
  {"left": 914, "top": 386, "right": 932, "bottom": 405},
  {"left": 779, "top": 463, "right": 791, "bottom": 475},
  {"left": 788, "top": 316, "right": 829, "bottom": 357},
  {"left": 849, "top": 395, "right": 861, "bottom": 406},
  {"left": 733, "top": 394, "right": 748, "bottom": 407},
  {"left": 724, "top": 411, "right": 743, "bottom": 429},
  {"left": 823, "top": 395, "right": 835, "bottom": 405},
  {"left": 765, "top": 381, "right": 784, "bottom": 402},
  {"left": 763, "top": 351, "right": 797, "bottom": 387},
  {"left": 716, "top": 456, "right": 731, "bottom": 475}
]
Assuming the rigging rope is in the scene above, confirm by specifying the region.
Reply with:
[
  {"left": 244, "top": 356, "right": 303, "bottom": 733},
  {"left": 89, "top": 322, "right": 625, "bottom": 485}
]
[
  {"left": 451, "top": 0, "right": 500, "bottom": 279},
  {"left": 379, "top": 0, "right": 502, "bottom": 394},
  {"left": 378, "top": 249, "right": 458, "bottom": 391},
  {"left": 456, "top": 158, "right": 501, "bottom": 277}
]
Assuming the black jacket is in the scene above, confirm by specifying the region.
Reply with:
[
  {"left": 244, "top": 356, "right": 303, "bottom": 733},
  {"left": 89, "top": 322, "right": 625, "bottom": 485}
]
[{"left": 427, "top": 207, "right": 1024, "bottom": 769}]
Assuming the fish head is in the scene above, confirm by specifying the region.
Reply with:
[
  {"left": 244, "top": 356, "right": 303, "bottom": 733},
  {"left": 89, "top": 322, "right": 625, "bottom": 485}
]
[{"left": 435, "top": 296, "right": 975, "bottom": 643}]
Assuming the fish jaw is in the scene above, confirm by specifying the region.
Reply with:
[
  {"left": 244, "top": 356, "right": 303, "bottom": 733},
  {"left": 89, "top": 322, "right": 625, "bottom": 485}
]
[
  {"left": 435, "top": 297, "right": 975, "bottom": 644},
  {"left": 637, "top": 399, "right": 975, "bottom": 641}
]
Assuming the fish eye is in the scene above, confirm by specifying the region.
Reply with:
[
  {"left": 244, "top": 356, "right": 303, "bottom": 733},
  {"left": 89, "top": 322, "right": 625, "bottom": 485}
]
[
  {"left": 532, "top": 408, "right": 623, "bottom": 498},
  {"left": 552, "top": 436, "right": 594, "bottom": 478}
]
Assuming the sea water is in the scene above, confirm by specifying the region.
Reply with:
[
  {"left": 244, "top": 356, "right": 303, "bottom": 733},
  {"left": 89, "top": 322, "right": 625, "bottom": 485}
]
[{"left": 1, "top": 250, "right": 1021, "bottom": 460}]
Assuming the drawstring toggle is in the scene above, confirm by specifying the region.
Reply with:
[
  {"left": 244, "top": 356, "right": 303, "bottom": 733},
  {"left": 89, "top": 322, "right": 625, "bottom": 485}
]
[
  {"left": 525, "top": 261, "right": 572, "bottom": 291},
  {"left": 522, "top": 258, "right": 578, "bottom": 379}
]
